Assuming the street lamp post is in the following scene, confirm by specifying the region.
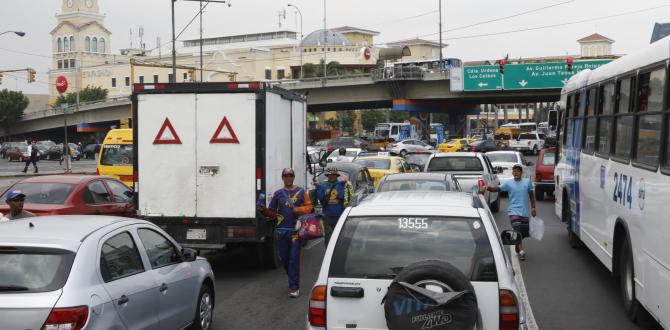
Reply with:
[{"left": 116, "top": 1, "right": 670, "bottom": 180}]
[
  {"left": 323, "top": 0, "right": 327, "bottom": 79},
  {"left": 288, "top": 4, "right": 303, "bottom": 80},
  {"left": 0, "top": 31, "right": 26, "bottom": 37}
]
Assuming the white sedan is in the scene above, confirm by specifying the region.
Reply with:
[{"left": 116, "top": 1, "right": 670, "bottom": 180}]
[
  {"left": 389, "top": 139, "right": 434, "bottom": 156},
  {"left": 485, "top": 150, "right": 533, "bottom": 185}
]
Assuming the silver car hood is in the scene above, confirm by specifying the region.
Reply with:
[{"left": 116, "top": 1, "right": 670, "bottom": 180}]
[{"left": 0, "top": 290, "right": 62, "bottom": 330}]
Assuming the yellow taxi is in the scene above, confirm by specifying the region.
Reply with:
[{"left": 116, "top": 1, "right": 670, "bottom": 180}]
[
  {"left": 437, "top": 138, "right": 476, "bottom": 152},
  {"left": 97, "top": 129, "right": 134, "bottom": 187},
  {"left": 354, "top": 154, "right": 412, "bottom": 187}
]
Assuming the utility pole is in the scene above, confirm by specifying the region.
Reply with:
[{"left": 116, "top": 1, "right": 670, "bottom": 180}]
[
  {"left": 439, "top": 0, "right": 443, "bottom": 64},
  {"left": 288, "top": 4, "right": 303, "bottom": 80},
  {"left": 199, "top": 0, "right": 204, "bottom": 82},
  {"left": 323, "top": 0, "right": 327, "bottom": 79},
  {"left": 171, "top": 0, "right": 177, "bottom": 82}
]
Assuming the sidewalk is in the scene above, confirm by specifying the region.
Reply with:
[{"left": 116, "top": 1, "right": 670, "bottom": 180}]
[{"left": 0, "top": 169, "right": 96, "bottom": 178}]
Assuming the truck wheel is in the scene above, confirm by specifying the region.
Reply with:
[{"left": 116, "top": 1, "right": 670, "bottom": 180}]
[
  {"left": 490, "top": 194, "right": 500, "bottom": 213},
  {"left": 256, "top": 234, "right": 280, "bottom": 269},
  {"left": 535, "top": 188, "right": 544, "bottom": 201},
  {"left": 619, "top": 237, "right": 643, "bottom": 322}
]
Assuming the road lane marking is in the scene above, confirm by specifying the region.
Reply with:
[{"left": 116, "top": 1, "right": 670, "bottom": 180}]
[
  {"left": 511, "top": 246, "right": 538, "bottom": 330},
  {"left": 305, "top": 238, "right": 324, "bottom": 250}
]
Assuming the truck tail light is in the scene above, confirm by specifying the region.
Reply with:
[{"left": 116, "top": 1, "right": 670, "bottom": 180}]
[
  {"left": 478, "top": 179, "right": 486, "bottom": 195},
  {"left": 309, "top": 285, "right": 327, "bottom": 328},
  {"left": 42, "top": 306, "right": 89, "bottom": 330},
  {"left": 134, "top": 84, "right": 166, "bottom": 91},
  {"left": 499, "top": 289, "right": 519, "bottom": 330},
  {"left": 227, "top": 82, "right": 261, "bottom": 89},
  {"left": 527, "top": 141, "right": 532, "bottom": 146}
]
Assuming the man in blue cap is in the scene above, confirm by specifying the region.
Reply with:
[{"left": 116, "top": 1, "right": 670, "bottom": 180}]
[{"left": 5, "top": 190, "right": 35, "bottom": 220}]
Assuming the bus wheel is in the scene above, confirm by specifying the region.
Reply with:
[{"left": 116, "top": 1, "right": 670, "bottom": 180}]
[
  {"left": 563, "top": 198, "right": 581, "bottom": 249},
  {"left": 619, "top": 237, "right": 643, "bottom": 322}
]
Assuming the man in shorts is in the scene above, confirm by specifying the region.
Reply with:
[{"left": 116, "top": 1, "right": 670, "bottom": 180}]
[{"left": 486, "top": 164, "right": 536, "bottom": 260}]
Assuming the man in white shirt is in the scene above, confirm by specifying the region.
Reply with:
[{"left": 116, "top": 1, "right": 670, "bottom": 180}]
[{"left": 22, "top": 140, "right": 39, "bottom": 174}]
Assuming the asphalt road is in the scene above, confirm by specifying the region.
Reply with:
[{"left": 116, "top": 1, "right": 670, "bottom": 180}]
[{"left": 0, "top": 157, "right": 97, "bottom": 176}]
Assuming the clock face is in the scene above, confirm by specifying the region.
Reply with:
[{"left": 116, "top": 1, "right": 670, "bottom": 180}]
[
  {"left": 85, "top": 0, "right": 93, "bottom": 8},
  {"left": 67, "top": 0, "right": 73, "bottom": 7}
]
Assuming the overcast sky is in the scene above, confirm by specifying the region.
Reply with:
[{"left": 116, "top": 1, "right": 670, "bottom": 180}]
[{"left": 1, "top": 0, "right": 669, "bottom": 95}]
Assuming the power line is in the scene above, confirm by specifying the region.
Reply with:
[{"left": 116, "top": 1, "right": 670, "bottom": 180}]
[{"left": 360, "top": 10, "right": 438, "bottom": 29}]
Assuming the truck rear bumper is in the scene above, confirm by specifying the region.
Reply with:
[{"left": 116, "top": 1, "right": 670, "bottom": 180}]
[{"left": 144, "top": 216, "right": 274, "bottom": 247}]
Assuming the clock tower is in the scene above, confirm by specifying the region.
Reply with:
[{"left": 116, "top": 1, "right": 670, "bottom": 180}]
[{"left": 49, "top": 0, "right": 112, "bottom": 100}]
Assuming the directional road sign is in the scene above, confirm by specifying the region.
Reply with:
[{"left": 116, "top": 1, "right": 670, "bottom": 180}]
[{"left": 463, "top": 60, "right": 612, "bottom": 91}]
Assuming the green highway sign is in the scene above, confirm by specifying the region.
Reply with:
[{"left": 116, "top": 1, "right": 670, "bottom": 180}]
[{"left": 463, "top": 60, "right": 612, "bottom": 91}]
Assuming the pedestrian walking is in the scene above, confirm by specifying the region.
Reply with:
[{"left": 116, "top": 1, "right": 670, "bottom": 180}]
[
  {"left": 259, "top": 168, "right": 313, "bottom": 298},
  {"left": 5, "top": 190, "right": 36, "bottom": 220},
  {"left": 22, "top": 140, "right": 38, "bottom": 174},
  {"left": 486, "top": 164, "right": 536, "bottom": 260},
  {"left": 94, "top": 143, "right": 101, "bottom": 162},
  {"left": 59, "top": 143, "right": 69, "bottom": 165},
  {"left": 314, "top": 166, "right": 353, "bottom": 245}
]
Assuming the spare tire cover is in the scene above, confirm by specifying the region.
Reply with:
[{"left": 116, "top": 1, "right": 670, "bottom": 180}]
[{"left": 383, "top": 260, "right": 478, "bottom": 330}]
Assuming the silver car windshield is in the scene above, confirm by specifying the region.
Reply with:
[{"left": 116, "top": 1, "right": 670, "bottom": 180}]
[
  {"left": 486, "top": 153, "right": 518, "bottom": 163},
  {"left": 329, "top": 216, "right": 496, "bottom": 281},
  {"left": 378, "top": 180, "right": 451, "bottom": 192},
  {"left": 0, "top": 247, "right": 75, "bottom": 293}
]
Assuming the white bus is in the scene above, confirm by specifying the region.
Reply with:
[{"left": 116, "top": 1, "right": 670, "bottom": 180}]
[{"left": 555, "top": 36, "right": 670, "bottom": 328}]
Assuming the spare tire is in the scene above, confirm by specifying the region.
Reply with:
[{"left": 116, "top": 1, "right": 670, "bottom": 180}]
[{"left": 383, "top": 260, "right": 478, "bottom": 330}]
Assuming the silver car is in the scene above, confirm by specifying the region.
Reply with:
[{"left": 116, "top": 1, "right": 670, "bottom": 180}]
[
  {"left": 389, "top": 139, "right": 434, "bottom": 156},
  {"left": 0, "top": 216, "right": 215, "bottom": 330}
]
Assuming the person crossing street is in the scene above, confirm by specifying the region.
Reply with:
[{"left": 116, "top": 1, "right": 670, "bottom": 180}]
[
  {"left": 22, "top": 140, "right": 38, "bottom": 174},
  {"left": 486, "top": 164, "right": 536, "bottom": 260},
  {"left": 259, "top": 168, "right": 313, "bottom": 298},
  {"left": 314, "top": 166, "right": 353, "bottom": 245}
]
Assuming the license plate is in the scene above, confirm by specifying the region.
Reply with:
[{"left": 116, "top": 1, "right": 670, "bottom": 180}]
[{"left": 186, "top": 229, "right": 207, "bottom": 240}]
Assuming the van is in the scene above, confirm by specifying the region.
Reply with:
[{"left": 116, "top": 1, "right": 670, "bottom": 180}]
[
  {"left": 494, "top": 127, "right": 523, "bottom": 147},
  {"left": 97, "top": 129, "right": 133, "bottom": 186}
]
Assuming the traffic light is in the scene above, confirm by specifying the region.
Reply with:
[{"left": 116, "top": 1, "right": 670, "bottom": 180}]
[
  {"left": 498, "top": 59, "right": 506, "bottom": 74},
  {"left": 188, "top": 69, "right": 195, "bottom": 82},
  {"left": 28, "top": 68, "right": 36, "bottom": 83},
  {"left": 566, "top": 57, "right": 574, "bottom": 72},
  {"left": 0, "top": 73, "right": 3, "bottom": 85}
]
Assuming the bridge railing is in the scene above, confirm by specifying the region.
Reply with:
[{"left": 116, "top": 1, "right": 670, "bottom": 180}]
[
  {"left": 19, "top": 96, "right": 131, "bottom": 121},
  {"left": 372, "top": 67, "right": 427, "bottom": 81}
]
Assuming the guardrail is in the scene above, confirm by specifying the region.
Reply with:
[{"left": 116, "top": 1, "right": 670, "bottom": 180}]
[{"left": 20, "top": 96, "right": 131, "bottom": 121}]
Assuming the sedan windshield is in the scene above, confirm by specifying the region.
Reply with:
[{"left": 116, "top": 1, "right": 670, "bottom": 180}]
[
  {"left": 354, "top": 159, "right": 391, "bottom": 170},
  {"left": 0, "top": 248, "right": 75, "bottom": 293},
  {"left": 329, "top": 216, "right": 496, "bottom": 281},
  {"left": 1, "top": 182, "right": 75, "bottom": 205},
  {"left": 377, "top": 180, "right": 451, "bottom": 192},
  {"left": 486, "top": 153, "right": 518, "bottom": 163}
]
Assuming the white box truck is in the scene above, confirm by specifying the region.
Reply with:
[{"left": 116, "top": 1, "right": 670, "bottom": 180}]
[{"left": 132, "top": 82, "right": 307, "bottom": 268}]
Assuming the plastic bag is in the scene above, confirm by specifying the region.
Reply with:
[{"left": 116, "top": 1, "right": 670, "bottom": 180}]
[{"left": 530, "top": 216, "right": 545, "bottom": 240}]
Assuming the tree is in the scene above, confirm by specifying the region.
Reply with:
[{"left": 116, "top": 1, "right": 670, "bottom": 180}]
[
  {"left": 360, "top": 109, "right": 386, "bottom": 132},
  {"left": 302, "top": 60, "right": 344, "bottom": 78},
  {"left": 0, "top": 89, "right": 29, "bottom": 138},
  {"left": 336, "top": 111, "right": 356, "bottom": 135},
  {"left": 54, "top": 85, "right": 108, "bottom": 106},
  {"left": 388, "top": 110, "right": 409, "bottom": 123},
  {"left": 324, "top": 118, "right": 340, "bottom": 129}
]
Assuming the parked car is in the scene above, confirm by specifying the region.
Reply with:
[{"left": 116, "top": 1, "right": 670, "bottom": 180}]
[
  {"left": 1, "top": 141, "right": 25, "bottom": 158},
  {"left": 425, "top": 152, "right": 502, "bottom": 212},
  {"left": 42, "top": 143, "right": 82, "bottom": 161},
  {"left": 376, "top": 172, "right": 461, "bottom": 192},
  {"left": 437, "top": 138, "right": 477, "bottom": 152},
  {"left": 0, "top": 175, "right": 135, "bottom": 216},
  {"left": 311, "top": 162, "right": 375, "bottom": 207},
  {"left": 0, "top": 216, "right": 216, "bottom": 330},
  {"left": 509, "top": 132, "right": 546, "bottom": 155},
  {"left": 535, "top": 147, "right": 556, "bottom": 200},
  {"left": 6, "top": 146, "right": 32, "bottom": 162},
  {"left": 83, "top": 143, "right": 100, "bottom": 159},
  {"left": 466, "top": 139, "right": 498, "bottom": 153},
  {"left": 402, "top": 151, "right": 434, "bottom": 171},
  {"left": 329, "top": 137, "right": 383, "bottom": 152},
  {"left": 354, "top": 155, "right": 412, "bottom": 187},
  {"left": 307, "top": 191, "right": 528, "bottom": 330},
  {"left": 388, "top": 139, "right": 434, "bottom": 156},
  {"left": 485, "top": 151, "right": 533, "bottom": 186}
]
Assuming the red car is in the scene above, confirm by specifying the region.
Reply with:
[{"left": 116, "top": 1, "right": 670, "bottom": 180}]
[
  {"left": 534, "top": 147, "right": 556, "bottom": 200},
  {"left": 0, "top": 175, "right": 134, "bottom": 216}
]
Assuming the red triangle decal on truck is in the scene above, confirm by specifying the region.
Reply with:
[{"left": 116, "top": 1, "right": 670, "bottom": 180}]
[
  {"left": 153, "top": 118, "right": 182, "bottom": 144},
  {"left": 210, "top": 116, "right": 240, "bottom": 144}
]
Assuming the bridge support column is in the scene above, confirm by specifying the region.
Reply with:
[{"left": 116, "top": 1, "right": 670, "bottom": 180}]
[
  {"left": 503, "top": 106, "right": 508, "bottom": 124},
  {"left": 525, "top": 104, "right": 530, "bottom": 123},
  {"left": 494, "top": 104, "right": 499, "bottom": 130}
]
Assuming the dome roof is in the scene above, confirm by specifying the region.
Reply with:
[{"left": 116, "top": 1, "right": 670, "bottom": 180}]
[{"left": 301, "top": 29, "right": 353, "bottom": 47}]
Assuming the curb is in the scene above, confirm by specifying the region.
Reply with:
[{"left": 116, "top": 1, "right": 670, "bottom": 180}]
[
  {"left": 0, "top": 171, "right": 96, "bottom": 179},
  {"left": 511, "top": 246, "right": 538, "bottom": 330}
]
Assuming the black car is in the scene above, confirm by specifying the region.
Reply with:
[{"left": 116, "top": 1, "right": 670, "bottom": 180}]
[
  {"left": 311, "top": 162, "right": 375, "bottom": 207},
  {"left": 466, "top": 139, "right": 498, "bottom": 153},
  {"left": 329, "top": 137, "right": 383, "bottom": 152},
  {"left": 42, "top": 145, "right": 64, "bottom": 161}
]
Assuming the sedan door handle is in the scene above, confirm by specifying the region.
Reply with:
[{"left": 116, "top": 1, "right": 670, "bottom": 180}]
[
  {"left": 159, "top": 283, "right": 168, "bottom": 293},
  {"left": 118, "top": 295, "right": 129, "bottom": 305}
]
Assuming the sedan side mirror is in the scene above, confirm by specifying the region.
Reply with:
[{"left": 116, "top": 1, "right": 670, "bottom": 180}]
[
  {"left": 182, "top": 248, "right": 198, "bottom": 262},
  {"left": 495, "top": 166, "right": 504, "bottom": 174},
  {"left": 501, "top": 230, "right": 522, "bottom": 246}
]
